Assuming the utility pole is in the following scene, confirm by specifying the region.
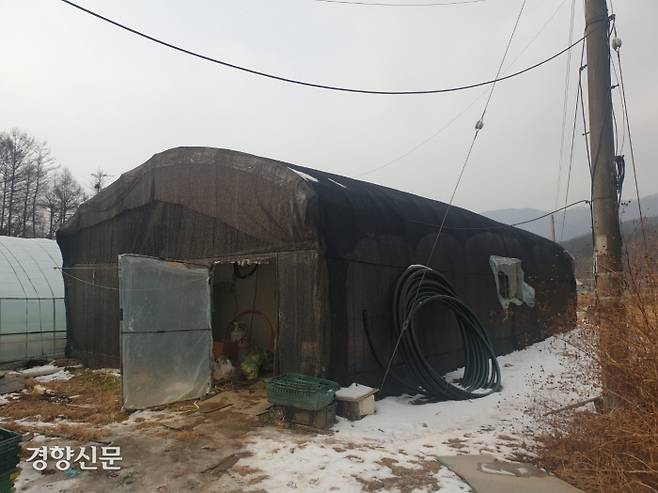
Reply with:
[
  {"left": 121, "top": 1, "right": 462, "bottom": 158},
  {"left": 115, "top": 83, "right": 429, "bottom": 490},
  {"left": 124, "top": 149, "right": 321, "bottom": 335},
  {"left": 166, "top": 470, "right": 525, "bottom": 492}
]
[
  {"left": 585, "top": 0, "right": 622, "bottom": 303},
  {"left": 584, "top": 0, "right": 624, "bottom": 409}
]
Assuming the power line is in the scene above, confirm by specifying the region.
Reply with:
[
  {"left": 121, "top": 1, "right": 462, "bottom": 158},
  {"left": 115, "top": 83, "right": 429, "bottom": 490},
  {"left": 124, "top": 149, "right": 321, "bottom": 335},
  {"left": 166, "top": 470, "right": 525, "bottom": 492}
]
[
  {"left": 438, "top": 201, "right": 591, "bottom": 230},
  {"left": 379, "top": 0, "right": 526, "bottom": 392},
  {"left": 354, "top": 90, "right": 488, "bottom": 177},
  {"left": 315, "top": 0, "right": 485, "bottom": 5},
  {"left": 379, "top": 130, "right": 480, "bottom": 391},
  {"left": 504, "top": 0, "right": 569, "bottom": 69},
  {"left": 554, "top": 0, "right": 576, "bottom": 211},
  {"left": 576, "top": 50, "right": 596, "bottom": 254},
  {"left": 59, "top": 0, "right": 591, "bottom": 96},
  {"left": 479, "top": 0, "right": 527, "bottom": 120},
  {"left": 611, "top": 23, "right": 649, "bottom": 252},
  {"left": 356, "top": 0, "right": 570, "bottom": 177},
  {"left": 611, "top": 51, "right": 626, "bottom": 155},
  {"left": 560, "top": 55, "right": 582, "bottom": 241},
  {"left": 578, "top": 63, "right": 591, "bottom": 174},
  {"left": 516, "top": 200, "right": 589, "bottom": 228}
]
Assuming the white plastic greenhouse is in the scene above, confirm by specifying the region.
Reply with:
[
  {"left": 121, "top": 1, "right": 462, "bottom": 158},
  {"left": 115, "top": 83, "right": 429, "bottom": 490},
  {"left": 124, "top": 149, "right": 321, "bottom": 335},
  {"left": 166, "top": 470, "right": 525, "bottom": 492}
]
[{"left": 0, "top": 236, "right": 66, "bottom": 365}]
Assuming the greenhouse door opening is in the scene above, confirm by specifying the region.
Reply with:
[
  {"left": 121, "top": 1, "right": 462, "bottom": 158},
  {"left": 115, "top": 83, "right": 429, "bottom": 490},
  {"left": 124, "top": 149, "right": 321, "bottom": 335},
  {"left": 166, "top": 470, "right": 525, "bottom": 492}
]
[
  {"left": 210, "top": 260, "right": 278, "bottom": 379},
  {"left": 118, "top": 254, "right": 212, "bottom": 410}
]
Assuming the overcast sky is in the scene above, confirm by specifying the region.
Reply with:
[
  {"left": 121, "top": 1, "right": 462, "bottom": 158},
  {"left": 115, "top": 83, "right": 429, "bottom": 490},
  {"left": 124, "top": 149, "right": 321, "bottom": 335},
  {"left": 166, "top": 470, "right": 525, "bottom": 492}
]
[{"left": 1, "top": 0, "right": 656, "bottom": 213}]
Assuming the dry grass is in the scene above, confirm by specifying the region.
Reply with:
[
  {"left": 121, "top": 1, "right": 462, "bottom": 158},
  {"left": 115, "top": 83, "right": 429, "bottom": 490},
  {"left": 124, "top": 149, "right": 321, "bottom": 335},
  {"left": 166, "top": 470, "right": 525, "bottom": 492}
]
[
  {"left": 4, "top": 421, "right": 108, "bottom": 443},
  {"left": 1, "top": 369, "right": 124, "bottom": 433},
  {"left": 534, "top": 253, "right": 658, "bottom": 493},
  {"left": 354, "top": 456, "right": 441, "bottom": 493}
]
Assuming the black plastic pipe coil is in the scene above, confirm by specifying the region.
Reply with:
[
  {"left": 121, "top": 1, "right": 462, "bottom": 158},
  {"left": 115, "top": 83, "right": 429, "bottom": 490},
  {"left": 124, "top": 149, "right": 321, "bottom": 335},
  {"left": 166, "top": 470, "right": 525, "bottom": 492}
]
[{"left": 390, "top": 264, "right": 501, "bottom": 400}]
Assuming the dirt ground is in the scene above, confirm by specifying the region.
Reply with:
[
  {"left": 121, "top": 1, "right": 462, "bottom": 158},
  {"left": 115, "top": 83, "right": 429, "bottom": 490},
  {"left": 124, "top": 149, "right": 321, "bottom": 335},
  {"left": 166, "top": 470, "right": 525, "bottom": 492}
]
[
  {"left": 0, "top": 366, "right": 287, "bottom": 492},
  {"left": 0, "top": 368, "right": 439, "bottom": 493},
  {"left": 1, "top": 364, "right": 467, "bottom": 493},
  {"left": 1, "top": 331, "right": 591, "bottom": 493}
]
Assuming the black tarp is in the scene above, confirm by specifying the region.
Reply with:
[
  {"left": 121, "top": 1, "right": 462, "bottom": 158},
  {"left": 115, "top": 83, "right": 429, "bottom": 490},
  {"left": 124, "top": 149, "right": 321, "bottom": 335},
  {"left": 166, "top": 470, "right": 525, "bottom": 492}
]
[{"left": 57, "top": 147, "right": 576, "bottom": 385}]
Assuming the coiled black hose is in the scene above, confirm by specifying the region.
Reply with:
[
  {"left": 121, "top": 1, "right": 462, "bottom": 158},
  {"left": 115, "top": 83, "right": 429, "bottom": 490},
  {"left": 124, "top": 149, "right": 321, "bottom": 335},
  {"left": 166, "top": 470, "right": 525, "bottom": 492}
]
[{"left": 388, "top": 264, "right": 501, "bottom": 400}]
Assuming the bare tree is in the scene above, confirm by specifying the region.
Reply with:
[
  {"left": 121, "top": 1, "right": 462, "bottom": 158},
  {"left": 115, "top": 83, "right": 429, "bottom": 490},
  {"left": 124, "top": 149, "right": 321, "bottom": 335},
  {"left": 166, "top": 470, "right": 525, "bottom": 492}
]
[
  {"left": 1, "top": 128, "right": 85, "bottom": 238},
  {"left": 0, "top": 129, "right": 37, "bottom": 236},
  {"left": 89, "top": 168, "right": 111, "bottom": 194},
  {"left": 0, "top": 136, "right": 9, "bottom": 233},
  {"left": 41, "top": 167, "right": 86, "bottom": 238},
  {"left": 30, "top": 145, "right": 54, "bottom": 237},
  {"left": 41, "top": 185, "right": 59, "bottom": 240},
  {"left": 55, "top": 168, "right": 86, "bottom": 227}
]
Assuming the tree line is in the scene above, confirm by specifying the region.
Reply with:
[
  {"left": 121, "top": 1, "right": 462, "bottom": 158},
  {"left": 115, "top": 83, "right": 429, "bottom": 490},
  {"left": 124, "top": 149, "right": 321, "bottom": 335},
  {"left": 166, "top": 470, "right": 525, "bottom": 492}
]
[{"left": 0, "top": 128, "right": 108, "bottom": 239}]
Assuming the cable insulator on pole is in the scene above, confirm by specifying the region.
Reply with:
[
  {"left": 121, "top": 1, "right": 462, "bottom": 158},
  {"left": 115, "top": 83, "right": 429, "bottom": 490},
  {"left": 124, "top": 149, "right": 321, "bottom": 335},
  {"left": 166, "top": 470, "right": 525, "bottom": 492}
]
[{"left": 611, "top": 37, "right": 622, "bottom": 51}]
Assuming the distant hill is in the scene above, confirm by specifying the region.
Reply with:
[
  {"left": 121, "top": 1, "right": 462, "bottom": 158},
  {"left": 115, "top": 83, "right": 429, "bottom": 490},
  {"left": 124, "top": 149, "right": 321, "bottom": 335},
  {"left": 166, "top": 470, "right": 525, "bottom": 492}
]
[
  {"left": 482, "top": 192, "right": 658, "bottom": 241},
  {"left": 559, "top": 216, "right": 658, "bottom": 281}
]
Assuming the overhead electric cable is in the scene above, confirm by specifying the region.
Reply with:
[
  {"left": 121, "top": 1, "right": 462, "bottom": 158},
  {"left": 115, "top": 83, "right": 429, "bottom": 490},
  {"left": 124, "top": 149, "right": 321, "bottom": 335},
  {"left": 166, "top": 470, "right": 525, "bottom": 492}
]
[
  {"left": 560, "top": 64, "right": 581, "bottom": 240},
  {"left": 610, "top": 50, "right": 626, "bottom": 153},
  {"left": 315, "top": 0, "right": 485, "bottom": 5},
  {"left": 379, "top": 0, "right": 527, "bottom": 396},
  {"left": 354, "top": 91, "right": 488, "bottom": 177},
  {"left": 515, "top": 199, "right": 589, "bottom": 228},
  {"left": 554, "top": 0, "right": 577, "bottom": 211},
  {"left": 59, "top": 0, "right": 591, "bottom": 96},
  {"left": 611, "top": 22, "right": 649, "bottom": 252},
  {"left": 558, "top": 36, "right": 585, "bottom": 241},
  {"left": 356, "top": 0, "right": 569, "bottom": 177},
  {"left": 479, "top": 1, "right": 527, "bottom": 118},
  {"left": 434, "top": 199, "right": 590, "bottom": 230},
  {"left": 578, "top": 65, "right": 591, "bottom": 173}
]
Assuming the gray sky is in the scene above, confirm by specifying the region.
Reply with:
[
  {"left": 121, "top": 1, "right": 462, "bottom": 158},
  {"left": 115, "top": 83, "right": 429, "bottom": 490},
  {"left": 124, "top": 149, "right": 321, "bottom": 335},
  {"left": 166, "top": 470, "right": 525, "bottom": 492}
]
[{"left": 1, "top": 0, "right": 656, "bottom": 213}]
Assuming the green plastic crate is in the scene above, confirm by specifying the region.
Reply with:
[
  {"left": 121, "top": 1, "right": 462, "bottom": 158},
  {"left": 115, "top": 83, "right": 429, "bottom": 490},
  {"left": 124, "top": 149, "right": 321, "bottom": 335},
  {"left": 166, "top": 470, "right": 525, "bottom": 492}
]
[
  {"left": 0, "top": 469, "right": 19, "bottom": 493},
  {"left": 265, "top": 373, "right": 339, "bottom": 411},
  {"left": 0, "top": 429, "right": 20, "bottom": 477}
]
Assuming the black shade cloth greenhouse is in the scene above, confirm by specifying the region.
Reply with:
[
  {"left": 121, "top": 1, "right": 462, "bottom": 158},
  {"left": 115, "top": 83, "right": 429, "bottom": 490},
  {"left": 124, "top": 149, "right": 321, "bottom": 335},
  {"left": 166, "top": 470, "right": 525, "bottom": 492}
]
[{"left": 57, "top": 147, "right": 576, "bottom": 388}]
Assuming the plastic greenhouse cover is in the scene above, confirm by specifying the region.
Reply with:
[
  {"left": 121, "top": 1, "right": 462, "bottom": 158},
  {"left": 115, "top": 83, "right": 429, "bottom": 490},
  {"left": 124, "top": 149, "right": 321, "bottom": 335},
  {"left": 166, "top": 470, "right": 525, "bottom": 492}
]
[
  {"left": 119, "top": 254, "right": 212, "bottom": 410},
  {"left": 0, "top": 236, "right": 64, "bottom": 298},
  {"left": 0, "top": 236, "right": 66, "bottom": 364}
]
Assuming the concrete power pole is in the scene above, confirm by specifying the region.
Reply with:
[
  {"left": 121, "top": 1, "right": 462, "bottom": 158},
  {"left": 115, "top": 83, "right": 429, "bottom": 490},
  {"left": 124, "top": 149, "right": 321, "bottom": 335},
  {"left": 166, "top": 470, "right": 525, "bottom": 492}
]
[
  {"left": 584, "top": 0, "right": 624, "bottom": 409},
  {"left": 584, "top": 0, "right": 622, "bottom": 303}
]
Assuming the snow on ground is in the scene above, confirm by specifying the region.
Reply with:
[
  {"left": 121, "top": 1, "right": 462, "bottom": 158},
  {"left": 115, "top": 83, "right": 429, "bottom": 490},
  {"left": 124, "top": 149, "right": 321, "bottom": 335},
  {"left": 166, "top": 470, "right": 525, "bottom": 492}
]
[
  {"left": 0, "top": 392, "right": 21, "bottom": 405},
  {"left": 17, "top": 364, "right": 60, "bottom": 377},
  {"left": 8, "top": 364, "right": 75, "bottom": 382},
  {"left": 240, "top": 329, "right": 597, "bottom": 492},
  {"left": 92, "top": 368, "right": 121, "bottom": 377},
  {"left": 33, "top": 368, "right": 74, "bottom": 382}
]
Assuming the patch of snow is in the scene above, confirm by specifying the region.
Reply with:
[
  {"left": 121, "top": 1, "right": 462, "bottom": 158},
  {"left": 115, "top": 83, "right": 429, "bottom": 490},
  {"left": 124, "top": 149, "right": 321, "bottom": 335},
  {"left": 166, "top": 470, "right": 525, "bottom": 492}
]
[
  {"left": 241, "top": 329, "right": 596, "bottom": 492},
  {"left": 0, "top": 392, "right": 21, "bottom": 405},
  {"left": 480, "top": 462, "right": 516, "bottom": 476},
  {"left": 19, "top": 364, "right": 60, "bottom": 377},
  {"left": 436, "top": 466, "right": 473, "bottom": 491},
  {"left": 34, "top": 369, "right": 73, "bottom": 382},
  {"left": 92, "top": 368, "right": 121, "bottom": 377},
  {"left": 336, "top": 383, "right": 376, "bottom": 401},
  {"left": 288, "top": 168, "right": 319, "bottom": 183}
]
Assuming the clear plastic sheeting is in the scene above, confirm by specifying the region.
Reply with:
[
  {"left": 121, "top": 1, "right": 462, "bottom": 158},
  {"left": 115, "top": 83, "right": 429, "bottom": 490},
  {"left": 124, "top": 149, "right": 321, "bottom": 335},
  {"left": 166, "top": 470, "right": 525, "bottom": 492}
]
[
  {"left": 119, "top": 254, "right": 212, "bottom": 410},
  {"left": 489, "top": 255, "right": 536, "bottom": 310},
  {"left": 0, "top": 236, "right": 66, "bottom": 364}
]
